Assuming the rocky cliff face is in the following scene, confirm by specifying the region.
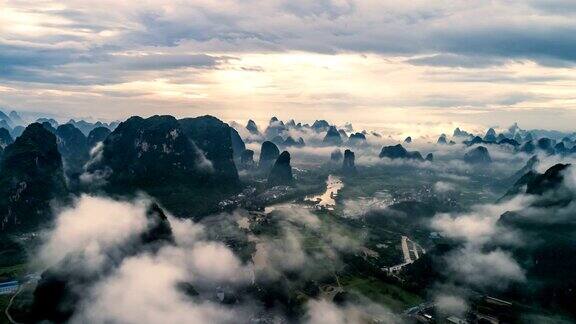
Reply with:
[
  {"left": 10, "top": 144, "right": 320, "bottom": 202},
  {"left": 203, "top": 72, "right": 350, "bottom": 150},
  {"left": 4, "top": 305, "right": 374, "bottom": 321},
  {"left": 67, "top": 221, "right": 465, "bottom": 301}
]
[
  {"left": 312, "top": 120, "right": 330, "bottom": 132},
  {"left": 323, "top": 126, "right": 343, "bottom": 146},
  {"left": 453, "top": 127, "right": 470, "bottom": 137},
  {"left": 86, "top": 115, "right": 240, "bottom": 216},
  {"left": 230, "top": 127, "right": 246, "bottom": 159},
  {"left": 498, "top": 138, "right": 520, "bottom": 147},
  {"left": 342, "top": 149, "right": 357, "bottom": 175},
  {"left": 497, "top": 163, "right": 576, "bottom": 315},
  {"left": 66, "top": 119, "right": 116, "bottom": 136},
  {"left": 178, "top": 115, "right": 240, "bottom": 185},
  {"left": 8, "top": 111, "right": 23, "bottom": 126},
  {"left": 259, "top": 141, "right": 280, "bottom": 170},
  {"left": 41, "top": 122, "right": 56, "bottom": 134},
  {"left": 264, "top": 117, "right": 286, "bottom": 139},
  {"left": 348, "top": 133, "right": 366, "bottom": 146},
  {"left": 87, "top": 126, "right": 111, "bottom": 149},
  {"left": 0, "top": 127, "right": 13, "bottom": 148},
  {"left": 240, "top": 149, "right": 255, "bottom": 169},
  {"left": 246, "top": 119, "right": 260, "bottom": 134},
  {"left": 10, "top": 126, "right": 25, "bottom": 139},
  {"left": 267, "top": 151, "right": 294, "bottom": 187},
  {"left": 463, "top": 146, "right": 492, "bottom": 164},
  {"left": 56, "top": 124, "right": 90, "bottom": 184},
  {"left": 0, "top": 123, "right": 67, "bottom": 232},
  {"left": 554, "top": 142, "right": 568, "bottom": 155},
  {"left": 437, "top": 134, "right": 447, "bottom": 144},
  {"left": 484, "top": 127, "right": 497, "bottom": 142},
  {"left": 90, "top": 115, "right": 201, "bottom": 186},
  {"left": 379, "top": 144, "right": 424, "bottom": 161},
  {"left": 537, "top": 138, "right": 555, "bottom": 155},
  {"left": 0, "top": 110, "right": 14, "bottom": 129},
  {"left": 521, "top": 141, "right": 536, "bottom": 154},
  {"left": 463, "top": 136, "right": 485, "bottom": 146}
]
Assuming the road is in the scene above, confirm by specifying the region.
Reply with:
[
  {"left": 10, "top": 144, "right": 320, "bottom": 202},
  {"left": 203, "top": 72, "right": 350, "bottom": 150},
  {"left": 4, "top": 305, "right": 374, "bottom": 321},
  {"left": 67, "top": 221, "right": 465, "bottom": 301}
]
[
  {"left": 5, "top": 284, "right": 24, "bottom": 324},
  {"left": 401, "top": 236, "right": 413, "bottom": 263},
  {"left": 384, "top": 236, "right": 426, "bottom": 273}
]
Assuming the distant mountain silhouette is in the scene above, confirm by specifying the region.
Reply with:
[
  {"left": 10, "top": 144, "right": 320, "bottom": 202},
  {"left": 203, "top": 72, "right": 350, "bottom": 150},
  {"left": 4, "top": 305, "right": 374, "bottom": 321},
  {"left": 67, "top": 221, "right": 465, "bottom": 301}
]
[
  {"left": 323, "top": 126, "right": 343, "bottom": 146},
  {"left": 379, "top": 144, "right": 424, "bottom": 161},
  {"left": 463, "top": 146, "right": 491, "bottom": 164},
  {"left": 268, "top": 151, "right": 294, "bottom": 187},
  {"left": 246, "top": 119, "right": 260, "bottom": 134},
  {"left": 331, "top": 149, "right": 343, "bottom": 162},
  {"left": 56, "top": 124, "right": 90, "bottom": 188},
  {"left": 87, "top": 126, "right": 111, "bottom": 149},
  {"left": 342, "top": 149, "right": 357, "bottom": 175},
  {"left": 0, "top": 127, "right": 14, "bottom": 148},
  {"left": 259, "top": 141, "right": 280, "bottom": 170}
]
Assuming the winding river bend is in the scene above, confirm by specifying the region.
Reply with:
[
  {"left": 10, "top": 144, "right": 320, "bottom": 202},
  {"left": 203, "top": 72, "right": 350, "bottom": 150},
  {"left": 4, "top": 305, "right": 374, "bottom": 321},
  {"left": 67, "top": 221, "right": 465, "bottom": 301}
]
[{"left": 305, "top": 175, "right": 344, "bottom": 210}]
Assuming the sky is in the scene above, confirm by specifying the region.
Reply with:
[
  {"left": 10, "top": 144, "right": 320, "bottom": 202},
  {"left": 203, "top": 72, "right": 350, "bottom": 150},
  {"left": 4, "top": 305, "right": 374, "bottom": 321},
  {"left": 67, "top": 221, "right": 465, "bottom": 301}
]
[{"left": 1, "top": 0, "right": 576, "bottom": 131}]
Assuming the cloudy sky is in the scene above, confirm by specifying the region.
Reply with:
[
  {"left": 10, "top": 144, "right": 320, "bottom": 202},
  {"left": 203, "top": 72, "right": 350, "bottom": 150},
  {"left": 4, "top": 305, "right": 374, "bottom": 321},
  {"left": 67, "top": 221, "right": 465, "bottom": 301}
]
[{"left": 1, "top": 0, "right": 576, "bottom": 131}]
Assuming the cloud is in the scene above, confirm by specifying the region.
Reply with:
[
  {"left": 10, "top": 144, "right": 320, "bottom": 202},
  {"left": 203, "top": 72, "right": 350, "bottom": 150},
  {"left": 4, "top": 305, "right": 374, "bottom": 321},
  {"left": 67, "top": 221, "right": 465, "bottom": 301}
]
[
  {"left": 3, "top": 0, "right": 576, "bottom": 129},
  {"left": 446, "top": 247, "right": 526, "bottom": 289},
  {"left": 427, "top": 193, "right": 535, "bottom": 296},
  {"left": 304, "top": 299, "right": 401, "bottom": 324},
  {"left": 271, "top": 205, "right": 321, "bottom": 229},
  {"left": 112, "top": 53, "right": 224, "bottom": 71},
  {"left": 305, "top": 300, "right": 348, "bottom": 324},
  {"left": 434, "top": 294, "right": 468, "bottom": 317},
  {"left": 187, "top": 242, "right": 249, "bottom": 283},
  {"left": 434, "top": 181, "right": 455, "bottom": 193},
  {"left": 80, "top": 142, "right": 110, "bottom": 187},
  {"left": 406, "top": 54, "right": 508, "bottom": 68},
  {"left": 431, "top": 195, "right": 532, "bottom": 244},
  {"left": 425, "top": 160, "right": 576, "bottom": 316},
  {"left": 39, "top": 195, "right": 150, "bottom": 268},
  {"left": 35, "top": 194, "right": 376, "bottom": 322},
  {"left": 36, "top": 195, "right": 254, "bottom": 323},
  {"left": 3, "top": 0, "right": 570, "bottom": 66},
  {"left": 193, "top": 146, "right": 215, "bottom": 173},
  {"left": 251, "top": 204, "right": 362, "bottom": 281},
  {"left": 253, "top": 226, "right": 307, "bottom": 276},
  {"left": 70, "top": 253, "right": 242, "bottom": 324}
]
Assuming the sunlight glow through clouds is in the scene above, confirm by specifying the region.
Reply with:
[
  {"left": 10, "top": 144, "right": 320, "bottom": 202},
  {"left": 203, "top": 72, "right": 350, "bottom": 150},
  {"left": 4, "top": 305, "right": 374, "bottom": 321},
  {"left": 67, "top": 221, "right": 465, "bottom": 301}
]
[{"left": 2, "top": 0, "right": 576, "bottom": 132}]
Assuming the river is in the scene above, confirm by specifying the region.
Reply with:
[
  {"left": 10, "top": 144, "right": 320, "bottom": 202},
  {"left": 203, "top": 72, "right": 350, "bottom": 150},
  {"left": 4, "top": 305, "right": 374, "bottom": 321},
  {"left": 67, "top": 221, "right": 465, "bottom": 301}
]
[{"left": 304, "top": 175, "right": 344, "bottom": 210}]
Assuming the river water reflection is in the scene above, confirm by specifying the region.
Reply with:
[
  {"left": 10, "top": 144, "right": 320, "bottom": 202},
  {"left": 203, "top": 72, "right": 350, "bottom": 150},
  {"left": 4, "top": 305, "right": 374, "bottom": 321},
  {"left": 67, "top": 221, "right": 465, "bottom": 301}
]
[{"left": 304, "top": 175, "right": 343, "bottom": 210}]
